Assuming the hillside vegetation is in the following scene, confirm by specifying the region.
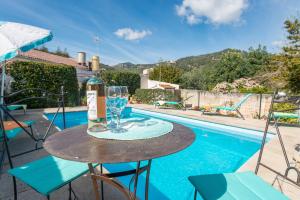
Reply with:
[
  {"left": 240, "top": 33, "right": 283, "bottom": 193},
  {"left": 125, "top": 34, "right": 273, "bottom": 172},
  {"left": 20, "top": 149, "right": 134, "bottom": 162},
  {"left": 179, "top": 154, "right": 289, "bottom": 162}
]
[{"left": 146, "top": 16, "right": 300, "bottom": 94}]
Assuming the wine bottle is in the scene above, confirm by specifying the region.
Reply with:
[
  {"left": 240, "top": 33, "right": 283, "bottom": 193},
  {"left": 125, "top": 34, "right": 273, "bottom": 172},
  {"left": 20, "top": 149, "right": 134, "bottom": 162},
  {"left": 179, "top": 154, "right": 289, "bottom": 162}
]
[{"left": 86, "top": 74, "right": 107, "bottom": 132}]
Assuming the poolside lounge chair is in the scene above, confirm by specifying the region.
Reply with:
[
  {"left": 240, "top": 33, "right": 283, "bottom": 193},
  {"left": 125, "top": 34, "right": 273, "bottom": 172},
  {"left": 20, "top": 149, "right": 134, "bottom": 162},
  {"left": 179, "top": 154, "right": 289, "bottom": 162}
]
[
  {"left": 154, "top": 96, "right": 193, "bottom": 110},
  {"left": 202, "top": 94, "right": 253, "bottom": 120},
  {"left": 154, "top": 100, "right": 184, "bottom": 109},
  {"left": 273, "top": 112, "right": 300, "bottom": 123},
  {"left": 189, "top": 171, "right": 289, "bottom": 200},
  {"left": 7, "top": 104, "right": 27, "bottom": 114}
]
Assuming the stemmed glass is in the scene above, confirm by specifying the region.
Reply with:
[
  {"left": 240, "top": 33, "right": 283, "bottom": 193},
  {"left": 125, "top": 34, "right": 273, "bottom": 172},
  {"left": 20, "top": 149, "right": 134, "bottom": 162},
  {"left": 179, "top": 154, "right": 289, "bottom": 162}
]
[
  {"left": 107, "top": 86, "right": 121, "bottom": 130},
  {"left": 107, "top": 86, "right": 129, "bottom": 132},
  {"left": 120, "top": 86, "right": 129, "bottom": 112}
]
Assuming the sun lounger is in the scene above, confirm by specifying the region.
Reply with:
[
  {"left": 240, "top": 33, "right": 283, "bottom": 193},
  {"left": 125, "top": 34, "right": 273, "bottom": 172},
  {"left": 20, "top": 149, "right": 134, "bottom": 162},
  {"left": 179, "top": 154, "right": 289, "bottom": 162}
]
[
  {"left": 154, "top": 96, "right": 193, "bottom": 110},
  {"left": 202, "top": 94, "right": 253, "bottom": 120},
  {"left": 189, "top": 171, "right": 289, "bottom": 200},
  {"left": 154, "top": 100, "right": 184, "bottom": 109},
  {"left": 7, "top": 104, "right": 27, "bottom": 114},
  {"left": 274, "top": 112, "right": 299, "bottom": 120}
]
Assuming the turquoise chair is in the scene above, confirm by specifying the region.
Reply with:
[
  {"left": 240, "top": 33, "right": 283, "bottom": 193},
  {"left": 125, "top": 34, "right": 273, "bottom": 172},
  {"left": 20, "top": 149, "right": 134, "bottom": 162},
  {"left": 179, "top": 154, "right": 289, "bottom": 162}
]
[
  {"left": 189, "top": 171, "right": 289, "bottom": 200},
  {"left": 203, "top": 94, "right": 253, "bottom": 120},
  {"left": 0, "top": 120, "right": 34, "bottom": 140},
  {"left": 8, "top": 155, "right": 97, "bottom": 199}
]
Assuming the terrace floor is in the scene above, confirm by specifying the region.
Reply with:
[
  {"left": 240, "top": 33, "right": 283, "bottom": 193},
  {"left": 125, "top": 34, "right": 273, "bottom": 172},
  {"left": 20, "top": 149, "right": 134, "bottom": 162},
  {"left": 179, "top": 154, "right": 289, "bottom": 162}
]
[{"left": 1, "top": 104, "right": 299, "bottom": 199}]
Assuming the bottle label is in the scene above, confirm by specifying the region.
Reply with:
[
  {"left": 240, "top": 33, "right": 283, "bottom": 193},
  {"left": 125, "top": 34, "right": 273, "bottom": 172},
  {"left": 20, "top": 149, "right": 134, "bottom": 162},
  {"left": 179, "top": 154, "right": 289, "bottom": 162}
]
[{"left": 87, "top": 90, "right": 98, "bottom": 120}]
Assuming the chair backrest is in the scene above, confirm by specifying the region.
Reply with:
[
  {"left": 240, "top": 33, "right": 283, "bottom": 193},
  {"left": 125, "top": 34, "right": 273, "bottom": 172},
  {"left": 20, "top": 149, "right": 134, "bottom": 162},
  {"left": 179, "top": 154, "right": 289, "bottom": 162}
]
[{"left": 232, "top": 94, "right": 252, "bottom": 110}]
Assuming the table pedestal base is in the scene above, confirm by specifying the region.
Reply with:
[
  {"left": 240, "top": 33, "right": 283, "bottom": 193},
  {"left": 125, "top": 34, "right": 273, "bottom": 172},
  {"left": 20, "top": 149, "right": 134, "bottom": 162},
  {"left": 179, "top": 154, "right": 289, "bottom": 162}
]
[{"left": 88, "top": 160, "right": 152, "bottom": 200}]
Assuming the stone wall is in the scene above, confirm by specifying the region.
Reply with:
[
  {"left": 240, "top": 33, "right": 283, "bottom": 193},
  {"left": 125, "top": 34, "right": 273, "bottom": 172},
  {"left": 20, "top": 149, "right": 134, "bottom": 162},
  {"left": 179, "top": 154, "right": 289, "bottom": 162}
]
[{"left": 181, "top": 89, "right": 273, "bottom": 119}]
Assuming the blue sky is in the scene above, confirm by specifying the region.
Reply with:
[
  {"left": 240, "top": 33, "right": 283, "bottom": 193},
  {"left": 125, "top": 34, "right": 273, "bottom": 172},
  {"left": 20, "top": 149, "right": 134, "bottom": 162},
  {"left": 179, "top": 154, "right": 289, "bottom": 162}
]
[{"left": 0, "top": 0, "right": 299, "bottom": 65}]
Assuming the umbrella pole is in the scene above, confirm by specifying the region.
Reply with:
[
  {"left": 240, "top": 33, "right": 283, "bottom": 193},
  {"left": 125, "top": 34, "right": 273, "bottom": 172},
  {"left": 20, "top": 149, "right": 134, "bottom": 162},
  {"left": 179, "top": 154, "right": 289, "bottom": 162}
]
[{"left": 0, "top": 61, "right": 5, "bottom": 105}]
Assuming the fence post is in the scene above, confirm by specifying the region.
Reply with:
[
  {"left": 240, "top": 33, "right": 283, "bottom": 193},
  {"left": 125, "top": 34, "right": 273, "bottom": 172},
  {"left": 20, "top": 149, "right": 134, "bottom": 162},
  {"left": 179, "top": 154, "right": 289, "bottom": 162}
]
[
  {"left": 258, "top": 93, "right": 262, "bottom": 119},
  {"left": 197, "top": 90, "right": 200, "bottom": 107},
  {"left": 61, "top": 85, "right": 66, "bottom": 129}
]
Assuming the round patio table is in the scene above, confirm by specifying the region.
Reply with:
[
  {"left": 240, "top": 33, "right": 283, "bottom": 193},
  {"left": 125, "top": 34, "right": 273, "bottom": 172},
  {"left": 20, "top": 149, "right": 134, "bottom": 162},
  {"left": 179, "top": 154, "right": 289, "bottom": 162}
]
[{"left": 44, "top": 123, "right": 195, "bottom": 200}]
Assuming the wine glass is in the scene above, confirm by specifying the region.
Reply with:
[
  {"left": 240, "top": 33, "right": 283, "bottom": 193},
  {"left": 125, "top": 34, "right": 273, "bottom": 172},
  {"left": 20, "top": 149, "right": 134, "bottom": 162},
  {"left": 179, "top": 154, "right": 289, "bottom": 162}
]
[
  {"left": 120, "top": 86, "right": 129, "bottom": 112},
  {"left": 114, "top": 86, "right": 129, "bottom": 132},
  {"left": 107, "top": 86, "right": 121, "bottom": 130}
]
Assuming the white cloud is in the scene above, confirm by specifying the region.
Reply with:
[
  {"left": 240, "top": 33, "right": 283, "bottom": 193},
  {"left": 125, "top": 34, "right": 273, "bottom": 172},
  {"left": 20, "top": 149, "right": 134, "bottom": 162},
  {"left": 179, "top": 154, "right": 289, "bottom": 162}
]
[
  {"left": 114, "top": 28, "right": 152, "bottom": 41},
  {"left": 176, "top": 0, "right": 248, "bottom": 25},
  {"left": 271, "top": 40, "right": 285, "bottom": 48}
]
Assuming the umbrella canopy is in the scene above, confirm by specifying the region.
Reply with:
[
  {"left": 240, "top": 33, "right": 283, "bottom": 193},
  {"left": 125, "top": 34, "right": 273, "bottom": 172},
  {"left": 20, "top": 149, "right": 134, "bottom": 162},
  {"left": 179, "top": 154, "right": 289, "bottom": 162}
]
[
  {"left": 0, "top": 21, "right": 53, "bottom": 104},
  {"left": 0, "top": 21, "right": 53, "bottom": 62}
]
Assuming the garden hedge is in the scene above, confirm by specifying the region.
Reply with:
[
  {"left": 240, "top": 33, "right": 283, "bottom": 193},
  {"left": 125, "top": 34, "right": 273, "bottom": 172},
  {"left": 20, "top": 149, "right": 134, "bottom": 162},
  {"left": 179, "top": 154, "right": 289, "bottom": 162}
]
[
  {"left": 9, "top": 61, "right": 79, "bottom": 108},
  {"left": 100, "top": 70, "right": 140, "bottom": 95},
  {"left": 135, "top": 89, "right": 181, "bottom": 104},
  {"left": 78, "top": 70, "right": 140, "bottom": 105}
]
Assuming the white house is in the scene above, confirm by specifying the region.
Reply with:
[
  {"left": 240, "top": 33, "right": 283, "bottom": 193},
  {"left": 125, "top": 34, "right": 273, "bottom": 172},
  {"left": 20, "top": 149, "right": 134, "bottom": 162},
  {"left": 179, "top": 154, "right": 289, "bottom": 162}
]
[{"left": 140, "top": 68, "right": 180, "bottom": 90}]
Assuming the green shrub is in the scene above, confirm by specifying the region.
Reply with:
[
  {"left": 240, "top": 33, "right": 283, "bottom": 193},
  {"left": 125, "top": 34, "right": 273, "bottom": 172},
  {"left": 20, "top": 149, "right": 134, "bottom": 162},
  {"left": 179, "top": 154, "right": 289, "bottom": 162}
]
[
  {"left": 100, "top": 70, "right": 140, "bottom": 95},
  {"left": 238, "top": 86, "right": 270, "bottom": 93},
  {"left": 9, "top": 61, "right": 79, "bottom": 108},
  {"left": 135, "top": 89, "right": 181, "bottom": 104},
  {"left": 273, "top": 102, "right": 299, "bottom": 124},
  {"left": 149, "top": 65, "right": 183, "bottom": 84}
]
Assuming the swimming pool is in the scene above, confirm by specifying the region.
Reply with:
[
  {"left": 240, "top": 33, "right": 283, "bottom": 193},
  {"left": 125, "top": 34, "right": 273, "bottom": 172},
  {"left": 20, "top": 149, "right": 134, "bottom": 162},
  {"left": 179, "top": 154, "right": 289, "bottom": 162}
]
[{"left": 45, "top": 108, "right": 263, "bottom": 200}]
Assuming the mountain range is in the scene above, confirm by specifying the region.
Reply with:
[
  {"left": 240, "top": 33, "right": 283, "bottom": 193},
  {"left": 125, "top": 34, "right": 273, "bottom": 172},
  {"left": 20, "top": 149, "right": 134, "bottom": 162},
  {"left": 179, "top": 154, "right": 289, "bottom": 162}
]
[{"left": 108, "top": 49, "right": 232, "bottom": 70}]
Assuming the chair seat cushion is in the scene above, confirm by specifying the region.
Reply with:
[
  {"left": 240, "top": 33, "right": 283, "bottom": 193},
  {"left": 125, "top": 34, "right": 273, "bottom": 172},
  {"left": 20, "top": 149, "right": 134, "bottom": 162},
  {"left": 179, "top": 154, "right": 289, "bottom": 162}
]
[
  {"left": 0, "top": 120, "right": 34, "bottom": 140},
  {"left": 188, "top": 171, "right": 289, "bottom": 200},
  {"left": 7, "top": 120, "right": 34, "bottom": 139},
  {"left": 8, "top": 155, "right": 96, "bottom": 195}
]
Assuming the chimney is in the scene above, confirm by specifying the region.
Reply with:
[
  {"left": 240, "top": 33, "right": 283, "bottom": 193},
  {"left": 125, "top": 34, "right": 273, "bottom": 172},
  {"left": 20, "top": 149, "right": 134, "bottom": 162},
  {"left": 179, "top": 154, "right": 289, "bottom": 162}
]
[
  {"left": 91, "top": 55, "right": 100, "bottom": 71},
  {"left": 77, "top": 52, "right": 86, "bottom": 66}
]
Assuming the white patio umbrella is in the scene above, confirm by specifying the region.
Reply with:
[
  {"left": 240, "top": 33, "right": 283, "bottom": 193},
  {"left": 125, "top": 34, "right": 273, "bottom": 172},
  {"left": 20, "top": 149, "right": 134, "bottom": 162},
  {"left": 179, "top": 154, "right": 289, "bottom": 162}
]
[{"left": 0, "top": 21, "right": 53, "bottom": 104}]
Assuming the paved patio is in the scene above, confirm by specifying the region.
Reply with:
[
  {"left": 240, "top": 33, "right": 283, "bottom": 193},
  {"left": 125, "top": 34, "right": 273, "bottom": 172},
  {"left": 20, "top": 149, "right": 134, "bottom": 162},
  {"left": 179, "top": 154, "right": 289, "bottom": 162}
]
[{"left": 1, "top": 105, "right": 300, "bottom": 199}]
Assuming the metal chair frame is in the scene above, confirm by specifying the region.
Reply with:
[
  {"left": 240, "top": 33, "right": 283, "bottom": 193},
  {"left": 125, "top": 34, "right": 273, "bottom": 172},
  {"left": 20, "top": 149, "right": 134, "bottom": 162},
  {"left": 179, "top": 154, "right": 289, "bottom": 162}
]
[
  {"left": 0, "top": 86, "right": 79, "bottom": 200},
  {"left": 255, "top": 90, "right": 300, "bottom": 187}
]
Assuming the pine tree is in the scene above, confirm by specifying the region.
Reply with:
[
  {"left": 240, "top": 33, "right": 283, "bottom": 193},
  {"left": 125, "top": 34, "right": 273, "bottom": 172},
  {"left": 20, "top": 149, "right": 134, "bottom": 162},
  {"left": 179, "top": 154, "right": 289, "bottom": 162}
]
[{"left": 283, "top": 17, "right": 300, "bottom": 93}]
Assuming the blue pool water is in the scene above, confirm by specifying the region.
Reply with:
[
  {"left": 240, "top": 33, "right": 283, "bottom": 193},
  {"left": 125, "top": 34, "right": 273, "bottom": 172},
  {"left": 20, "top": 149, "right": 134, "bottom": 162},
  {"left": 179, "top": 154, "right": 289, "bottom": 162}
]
[{"left": 45, "top": 108, "right": 262, "bottom": 200}]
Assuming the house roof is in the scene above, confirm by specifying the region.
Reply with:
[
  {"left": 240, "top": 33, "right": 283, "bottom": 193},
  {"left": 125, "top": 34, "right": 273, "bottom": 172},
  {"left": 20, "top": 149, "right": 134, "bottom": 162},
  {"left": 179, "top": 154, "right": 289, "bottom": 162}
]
[
  {"left": 158, "top": 84, "right": 176, "bottom": 89},
  {"left": 18, "top": 49, "right": 84, "bottom": 68}
]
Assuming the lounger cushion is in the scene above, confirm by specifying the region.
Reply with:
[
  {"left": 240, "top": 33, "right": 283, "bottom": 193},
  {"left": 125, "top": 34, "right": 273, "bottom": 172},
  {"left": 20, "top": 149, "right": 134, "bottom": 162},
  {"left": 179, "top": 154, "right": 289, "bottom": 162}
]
[
  {"left": 274, "top": 112, "right": 299, "bottom": 119},
  {"left": 188, "top": 171, "right": 288, "bottom": 200},
  {"left": 8, "top": 155, "right": 96, "bottom": 195},
  {"left": 216, "top": 106, "right": 235, "bottom": 111},
  {"left": 165, "top": 101, "right": 180, "bottom": 105},
  {"left": 7, "top": 104, "right": 27, "bottom": 111}
]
